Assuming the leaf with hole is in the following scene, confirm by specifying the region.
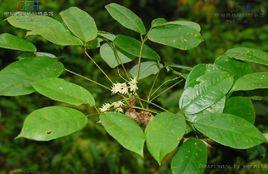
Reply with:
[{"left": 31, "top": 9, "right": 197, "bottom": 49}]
[{"left": 17, "top": 106, "right": 88, "bottom": 141}]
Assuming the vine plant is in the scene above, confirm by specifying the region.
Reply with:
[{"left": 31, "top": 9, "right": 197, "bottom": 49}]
[{"left": 1, "top": 3, "right": 268, "bottom": 173}]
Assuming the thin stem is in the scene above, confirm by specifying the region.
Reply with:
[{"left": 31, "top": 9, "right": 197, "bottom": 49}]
[
  {"left": 150, "top": 79, "right": 183, "bottom": 102},
  {"left": 65, "top": 68, "right": 110, "bottom": 90},
  {"left": 147, "top": 73, "right": 159, "bottom": 101},
  {"left": 132, "top": 106, "right": 158, "bottom": 114},
  {"left": 137, "top": 97, "right": 168, "bottom": 112},
  {"left": 85, "top": 51, "right": 113, "bottom": 84},
  {"left": 149, "top": 77, "right": 180, "bottom": 99},
  {"left": 137, "top": 36, "right": 146, "bottom": 80}
]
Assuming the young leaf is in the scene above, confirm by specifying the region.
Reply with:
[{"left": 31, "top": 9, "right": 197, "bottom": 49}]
[
  {"left": 105, "top": 3, "right": 146, "bottom": 34},
  {"left": 215, "top": 55, "right": 253, "bottom": 80},
  {"left": 33, "top": 78, "right": 95, "bottom": 106},
  {"left": 180, "top": 71, "right": 233, "bottom": 114},
  {"left": 17, "top": 106, "right": 88, "bottom": 141},
  {"left": 148, "top": 24, "right": 203, "bottom": 50},
  {"left": 0, "top": 33, "right": 36, "bottom": 52},
  {"left": 145, "top": 112, "right": 186, "bottom": 164},
  {"left": 7, "top": 14, "right": 82, "bottom": 46},
  {"left": 60, "top": 7, "right": 98, "bottom": 43},
  {"left": 232, "top": 72, "right": 268, "bottom": 91},
  {"left": 171, "top": 138, "right": 207, "bottom": 174},
  {"left": 114, "top": 35, "right": 160, "bottom": 61},
  {"left": 225, "top": 47, "right": 268, "bottom": 66},
  {"left": 100, "top": 112, "right": 145, "bottom": 156},
  {"left": 100, "top": 43, "right": 132, "bottom": 68},
  {"left": 224, "top": 96, "right": 255, "bottom": 123},
  {"left": 130, "top": 61, "right": 163, "bottom": 80},
  {"left": 193, "top": 113, "right": 265, "bottom": 149},
  {"left": 0, "top": 56, "right": 64, "bottom": 96}
]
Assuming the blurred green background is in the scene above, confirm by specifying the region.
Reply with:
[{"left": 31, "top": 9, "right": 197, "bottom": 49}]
[{"left": 0, "top": 0, "right": 268, "bottom": 173}]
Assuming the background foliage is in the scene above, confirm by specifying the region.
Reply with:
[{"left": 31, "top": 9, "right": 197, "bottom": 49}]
[{"left": 0, "top": 0, "right": 268, "bottom": 173}]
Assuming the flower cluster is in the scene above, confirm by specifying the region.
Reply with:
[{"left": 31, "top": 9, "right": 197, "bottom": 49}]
[
  {"left": 111, "top": 78, "right": 138, "bottom": 95},
  {"left": 99, "top": 100, "right": 124, "bottom": 113}
]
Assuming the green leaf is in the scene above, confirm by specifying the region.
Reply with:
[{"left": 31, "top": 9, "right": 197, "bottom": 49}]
[
  {"left": 215, "top": 55, "right": 253, "bottom": 80},
  {"left": 0, "top": 56, "right": 64, "bottom": 96},
  {"left": 17, "top": 106, "right": 88, "bottom": 141},
  {"left": 100, "top": 112, "right": 145, "bottom": 156},
  {"left": 180, "top": 71, "right": 233, "bottom": 114},
  {"left": 171, "top": 138, "right": 207, "bottom": 174},
  {"left": 33, "top": 78, "right": 95, "bottom": 106},
  {"left": 232, "top": 72, "right": 268, "bottom": 91},
  {"left": 185, "top": 64, "right": 207, "bottom": 88},
  {"left": 0, "top": 33, "right": 36, "bottom": 52},
  {"left": 105, "top": 3, "right": 146, "bottom": 34},
  {"left": 166, "top": 20, "right": 201, "bottom": 32},
  {"left": 7, "top": 14, "right": 82, "bottom": 46},
  {"left": 225, "top": 47, "right": 268, "bottom": 66},
  {"left": 100, "top": 43, "right": 132, "bottom": 68},
  {"left": 98, "top": 31, "right": 116, "bottom": 41},
  {"left": 114, "top": 35, "right": 160, "bottom": 61},
  {"left": 60, "top": 7, "right": 98, "bottom": 43},
  {"left": 151, "top": 18, "right": 167, "bottom": 28},
  {"left": 193, "top": 113, "right": 265, "bottom": 149},
  {"left": 130, "top": 61, "right": 163, "bottom": 80},
  {"left": 224, "top": 96, "right": 255, "bottom": 123},
  {"left": 148, "top": 24, "right": 203, "bottom": 50},
  {"left": 145, "top": 112, "right": 186, "bottom": 164}
]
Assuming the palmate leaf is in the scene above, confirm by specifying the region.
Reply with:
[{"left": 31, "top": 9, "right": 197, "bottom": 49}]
[
  {"left": 33, "top": 78, "right": 95, "bottom": 106},
  {"left": 60, "top": 7, "right": 98, "bottom": 43},
  {"left": 193, "top": 113, "right": 265, "bottom": 149},
  {"left": 180, "top": 70, "right": 233, "bottom": 114},
  {"left": 105, "top": 3, "right": 146, "bottom": 34},
  {"left": 100, "top": 112, "right": 145, "bottom": 156},
  {"left": 145, "top": 112, "right": 186, "bottom": 164},
  {"left": 17, "top": 106, "right": 88, "bottom": 141},
  {"left": 225, "top": 47, "right": 268, "bottom": 66},
  {"left": 171, "top": 138, "right": 207, "bottom": 174},
  {"left": 0, "top": 56, "right": 64, "bottom": 96},
  {"left": 7, "top": 14, "right": 82, "bottom": 46},
  {"left": 114, "top": 35, "right": 160, "bottom": 61},
  {"left": 0, "top": 33, "right": 36, "bottom": 52}
]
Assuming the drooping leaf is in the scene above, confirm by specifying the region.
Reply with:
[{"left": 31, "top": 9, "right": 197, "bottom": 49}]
[
  {"left": 33, "top": 78, "right": 95, "bottom": 106},
  {"left": 215, "top": 55, "right": 253, "bottom": 80},
  {"left": 130, "top": 61, "right": 163, "bottom": 80},
  {"left": 114, "top": 35, "right": 160, "bottom": 61},
  {"left": 180, "top": 71, "right": 233, "bottom": 114},
  {"left": 185, "top": 64, "right": 207, "bottom": 88},
  {"left": 100, "top": 112, "right": 145, "bottom": 156},
  {"left": 225, "top": 47, "right": 268, "bottom": 66},
  {"left": 7, "top": 14, "right": 82, "bottom": 46},
  {"left": 105, "top": 3, "right": 146, "bottom": 34},
  {"left": 145, "top": 112, "right": 186, "bottom": 164},
  {"left": 100, "top": 43, "right": 132, "bottom": 68},
  {"left": 193, "top": 113, "right": 265, "bottom": 149},
  {"left": 224, "top": 96, "right": 255, "bottom": 123},
  {"left": 0, "top": 56, "right": 64, "bottom": 96},
  {"left": 0, "top": 33, "right": 36, "bottom": 52},
  {"left": 232, "top": 72, "right": 268, "bottom": 91},
  {"left": 171, "top": 138, "right": 207, "bottom": 174},
  {"left": 60, "top": 7, "right": 98, "bottom": 42},
  {"left": 17, "top": 106, "right": 88, "bottom": 141},
  {"left": 148, "top": 24, "right": 203, "bottom": 50}
]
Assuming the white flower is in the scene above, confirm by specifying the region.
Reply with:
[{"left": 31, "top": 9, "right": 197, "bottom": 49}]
[
  {"left": 111, "top": 83, "right": 129, "bottom": 94},
  {"left": 128, "top": 78, "right": 138, "bottom": 92},
  {"left": 99, "top": 103, "right": 111, "bottom": 112},
  {"left": 115, "top": 107, "right": 123, "bottom": 113},
  {"left": 112, "top": 101, "right": 124, "bottom": 108}
]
